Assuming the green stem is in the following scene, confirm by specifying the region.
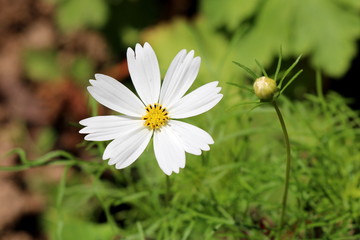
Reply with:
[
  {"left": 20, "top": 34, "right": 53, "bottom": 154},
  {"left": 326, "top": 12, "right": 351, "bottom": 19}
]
[{"left": 272, "top": 101, "right": 291, "bottom": 235}]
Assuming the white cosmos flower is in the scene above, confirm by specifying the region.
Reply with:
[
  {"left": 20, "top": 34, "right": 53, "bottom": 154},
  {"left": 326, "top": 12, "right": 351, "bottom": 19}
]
[{"left": 79, "top": 42, "right": 222, "bottom": 175}]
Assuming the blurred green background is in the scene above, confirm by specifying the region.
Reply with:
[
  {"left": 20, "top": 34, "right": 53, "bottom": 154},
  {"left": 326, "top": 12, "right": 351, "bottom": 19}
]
[{"left": 0, "top": 0, "right": 359, "bottom": 239}]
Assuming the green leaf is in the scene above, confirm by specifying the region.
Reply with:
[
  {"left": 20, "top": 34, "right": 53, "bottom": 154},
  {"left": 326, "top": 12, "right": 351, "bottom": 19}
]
[
  {"left": 291, "top": 0, "right": 360, "bottom": 77},
  {"left": 226, "top": 82, "right": 254, "bottom": 93},
  {"left": 201, "top": 0, "right": 260, "bottom": 31},
  {"left": 279, "top": 69, "right": 303, "bottom": 95},
  {"left": 228, "top": 0, "right": 359, "bottom": 78},
  {"left": 36, "top": 127, "right": 57, "bottom": 153},
  {"left": 278, "top": 55, "right": 302, "bottom": 89},
  {"left": 142, "top": 18, "right": 231, "bottom": 84},
  {"left": 254, "top": 59, "right": 268, "bottom": 77},
  {"left": 24, "top": 49, "right": 62, "bottom": 82},
  {"left": 232, "top": 61, "right": 258, "bottom": 80},
  {"left": 56, "top": 0, "right": 109, "bottom": 32},
  {"left": 274, "top": 47, "right": 283, "bottom": 81},
  {"left": 231, "top": 0, "right": 295, "bottom": 70},
  {"left": 330, "top": 0, "right": 360, "bottom": 14},
  {"left": 70, "top": 56, "right": 94, "bottom": 83}
]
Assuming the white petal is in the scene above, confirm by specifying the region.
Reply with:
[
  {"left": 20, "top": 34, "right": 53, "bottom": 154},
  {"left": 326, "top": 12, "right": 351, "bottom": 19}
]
[
  {"left": 159, "top": 50, "right": 201, "bottom": 108},
  {"left": 168, "top": 120, "right": 214, "bottom": 155},
  {"left": 87, "top": 74, "right": 145, "bottom": 117},
  {"left": 103, "top": 126, "right": 152, "bottom": 169},
  {"left": 79, "top": 115, "right": 142, "bottom": 141},
  {"left": 158, "top": 49, "right": 187, "bottom": 105},
  {"left": 103, "top": 123, "right": 144, "bottom": 160},
  {"left": 169, "top": 81, "right": 223, "bottom": 119},
  {"left": 127, "top": 42, "right": 161, "bottom": 105},
  {"left": 153, "top": 125, "right": 185, "bottom": 175}
]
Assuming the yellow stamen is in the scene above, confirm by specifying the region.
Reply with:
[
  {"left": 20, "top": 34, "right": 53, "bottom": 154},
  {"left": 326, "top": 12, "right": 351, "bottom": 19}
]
[{"left": 142, "top": 104, "right": 169, "bottom": 130}]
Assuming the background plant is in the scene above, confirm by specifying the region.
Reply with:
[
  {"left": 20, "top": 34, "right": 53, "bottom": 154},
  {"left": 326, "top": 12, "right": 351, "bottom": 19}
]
[{"left": 0, "top": 0, "right": 359, "bottom": 239}]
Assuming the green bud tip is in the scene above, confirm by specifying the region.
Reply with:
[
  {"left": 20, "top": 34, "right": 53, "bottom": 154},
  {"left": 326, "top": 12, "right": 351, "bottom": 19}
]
[{"left": 253, "top": 76, "right": 277, "bottom": 101}]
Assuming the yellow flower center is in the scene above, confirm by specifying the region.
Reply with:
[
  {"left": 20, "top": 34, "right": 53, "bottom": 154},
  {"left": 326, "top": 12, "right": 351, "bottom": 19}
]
[{"left": 142, "top": 103, "right": 169, "bottom": 130}]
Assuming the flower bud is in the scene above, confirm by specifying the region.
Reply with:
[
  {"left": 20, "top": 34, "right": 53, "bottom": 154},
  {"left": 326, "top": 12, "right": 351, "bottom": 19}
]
[{"left": 253, "top": 76, "right": 277, "bottom": 101}]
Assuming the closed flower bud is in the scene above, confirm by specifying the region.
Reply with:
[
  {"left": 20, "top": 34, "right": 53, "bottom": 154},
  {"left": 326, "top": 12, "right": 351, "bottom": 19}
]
[{"left": 253, "top": 76, "right": 277, "bottom": 101}]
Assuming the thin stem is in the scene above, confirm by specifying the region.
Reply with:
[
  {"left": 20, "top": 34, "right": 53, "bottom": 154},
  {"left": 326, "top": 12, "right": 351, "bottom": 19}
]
[
  {"left": 272, "top": 101, "right": 291, "bottom": 236},
  {"left": 316, "top": 69, "right": 327, "bottom": 113}
]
